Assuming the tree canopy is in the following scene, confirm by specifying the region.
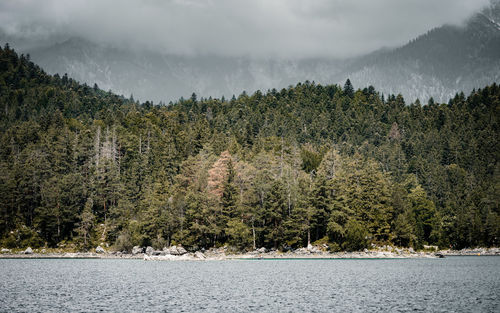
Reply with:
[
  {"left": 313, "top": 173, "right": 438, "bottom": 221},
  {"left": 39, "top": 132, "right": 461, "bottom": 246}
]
[{"left": 1, "top": 45, "right": 498, "bottom": 251}]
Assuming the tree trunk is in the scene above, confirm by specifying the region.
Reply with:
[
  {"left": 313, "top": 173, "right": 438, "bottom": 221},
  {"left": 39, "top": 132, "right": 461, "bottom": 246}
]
[
  {"left": 101, "top": 209, "right": 107, "bottom": 240},
  {"left": 57, "top": 216, "right": 60, "bottom": 240},
  {"left": 252, "top": 219, "right": 256, "bottom": 250}
]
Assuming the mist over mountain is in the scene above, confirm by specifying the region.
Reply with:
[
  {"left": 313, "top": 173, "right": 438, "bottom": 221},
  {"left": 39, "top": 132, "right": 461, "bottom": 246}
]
[
  {"left": 1, "top": 1, "right": 498, "bottom": 103},
  {"left": 346, "top": 1, "right": 500, "bottom": 102}
]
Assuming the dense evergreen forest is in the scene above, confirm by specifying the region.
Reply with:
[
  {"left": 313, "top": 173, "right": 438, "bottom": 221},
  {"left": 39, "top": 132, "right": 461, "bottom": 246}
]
[{"left": 1, "top": 45, "right": 499, "bottom": 252}]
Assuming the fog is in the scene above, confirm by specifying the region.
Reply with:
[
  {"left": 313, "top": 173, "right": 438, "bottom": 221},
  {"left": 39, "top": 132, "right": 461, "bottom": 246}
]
[{"left": 0, "top": 0, "right": 490, "bottom": 58}]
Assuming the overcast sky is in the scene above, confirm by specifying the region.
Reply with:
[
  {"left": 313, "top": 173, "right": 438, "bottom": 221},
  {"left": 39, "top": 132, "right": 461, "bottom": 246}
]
[{"left": 0, "top": 0, "right": 491, "bottom": 58}]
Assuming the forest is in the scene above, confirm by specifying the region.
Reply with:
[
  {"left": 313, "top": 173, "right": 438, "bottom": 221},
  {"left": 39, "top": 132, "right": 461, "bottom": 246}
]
[{"left": 0, "top": 44, "right": 498, "bottom": 252}]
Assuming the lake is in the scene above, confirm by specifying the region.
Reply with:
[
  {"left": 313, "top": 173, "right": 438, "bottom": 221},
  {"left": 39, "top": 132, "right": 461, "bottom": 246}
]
[{"left": 0, "top": 257, "right": 499, "bottom": 312}]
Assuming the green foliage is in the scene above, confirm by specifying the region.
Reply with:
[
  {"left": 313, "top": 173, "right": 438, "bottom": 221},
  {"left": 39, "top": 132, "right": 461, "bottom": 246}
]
[
  {"left": 75, "top": 198, "right": 96, "bottom": 249},
  {"left": 114, "top": 230, "right": 133, "bottom": 252},
  {"left": 393, "top": 209, "right": 417, "bottom": 247},
  {"left": 0, "top": 45, "right": 498, "bottom": 251},
  {"left": 342, "top": 220, "right": 369, "bottom": 251},
  {"left": 226, "top": 219, "right": 251, "bottom": 250},
  {"left": 300, "top": 147, "right": 322, "bottom": 173}
]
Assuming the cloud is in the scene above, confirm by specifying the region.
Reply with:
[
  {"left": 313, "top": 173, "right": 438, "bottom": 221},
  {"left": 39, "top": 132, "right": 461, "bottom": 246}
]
[{"left": 0, "top": 0, "right": 491, "bottom": 58}]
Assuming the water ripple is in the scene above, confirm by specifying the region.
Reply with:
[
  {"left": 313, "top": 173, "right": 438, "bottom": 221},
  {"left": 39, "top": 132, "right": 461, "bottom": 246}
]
[{"left": 0, "top": 257, "right": 499, "bottom": 312}]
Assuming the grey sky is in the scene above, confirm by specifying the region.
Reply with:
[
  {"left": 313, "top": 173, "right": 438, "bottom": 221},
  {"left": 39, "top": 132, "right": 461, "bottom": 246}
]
[{"left": 0, "top": 0, "right": 491, "bottom": 58}]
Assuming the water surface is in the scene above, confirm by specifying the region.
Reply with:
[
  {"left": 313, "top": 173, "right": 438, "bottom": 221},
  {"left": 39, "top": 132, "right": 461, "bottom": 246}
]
[{"left": 1, "top": 257, "right": 499, "bottom": 312}]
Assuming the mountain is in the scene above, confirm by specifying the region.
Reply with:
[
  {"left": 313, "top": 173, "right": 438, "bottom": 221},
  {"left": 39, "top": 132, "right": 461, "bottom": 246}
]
[
  {"left": 22, "top": 38, "right": 344, "bottom": 102},
  {"left": 1, "top": 2, "right": 499, "bottom": 103},
  {"left": 345, "top": 0, "right": 500, "bottom": 102}
]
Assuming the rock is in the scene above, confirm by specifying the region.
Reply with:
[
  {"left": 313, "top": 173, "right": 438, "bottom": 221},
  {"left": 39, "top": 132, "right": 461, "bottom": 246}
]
[
  {"left": 408, "top": 247, "right": 415, "bottom": 253},
  {"left": 256, "top": 247, "right": 267, "bottom": 253},
  {"left": 423, "top": 245, "right": 438, "bottom": 251},
  {"left": 95, "top": 246, "right": 105, "bottom": 253},
  {"left": 162, "top": 247, "right": 171, "bottom": 255},
  {"left": 132, "top": 246, "right": 143, "bottom": 255},
  {"left": 168, "top": 245, "right": 187, "bottom": 255},
  {"left": 152, "top": 250, "right": 162, "bottom": 256},
  {"left": 194, "top": 251, "right": 206, "bottom": 259},
  {"left": 295, "top": 248, "right": 309, "bottom": 255},
  {"left": 145, "top": 246, "right": 154, "bottom": 255},
  {"left": 309, "top": 246, "right": 321, "bottom": 253},
  {"left": 307, "top": 243, "right": 313, "bottom": 251},
  {"left": 169, "top": 246, "right": 179, "bottom": 255},
  {"left": 177, "top": 246, "right": 187, "bottom": 255},
  {"left": 1, "top": 248, "right": 11, "bottom": 253},
  {"left": 24, "top": 247, "right": 33, "bottom": 254}
]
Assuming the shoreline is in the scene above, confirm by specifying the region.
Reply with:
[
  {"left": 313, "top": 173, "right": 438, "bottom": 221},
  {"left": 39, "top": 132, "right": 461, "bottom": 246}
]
[{"left": 1, "top": 247, "right": 499, "bottom": 260}]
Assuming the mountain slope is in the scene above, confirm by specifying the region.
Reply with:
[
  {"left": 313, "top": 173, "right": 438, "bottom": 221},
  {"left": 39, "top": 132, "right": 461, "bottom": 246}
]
[
  {"left": 25, "top": 39, "right": 344, "bottom": 102},
  {"left": 1, "top": 2, "right": 498, "bottom": 103},
  {"left": 345, "top": 1, "right": 500, "bottom": 102}
]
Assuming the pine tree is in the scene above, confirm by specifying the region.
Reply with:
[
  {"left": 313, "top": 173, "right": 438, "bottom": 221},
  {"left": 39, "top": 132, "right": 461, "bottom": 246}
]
[
  {"left": 76, "top": 198, "right": 95, "bottom": 249},
  {"left": 343, "top": 79, "right": 354, "bottom": 98}
]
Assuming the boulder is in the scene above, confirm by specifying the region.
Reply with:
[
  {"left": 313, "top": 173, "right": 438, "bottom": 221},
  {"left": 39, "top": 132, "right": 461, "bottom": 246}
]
[
  {"left": 162, "top": 247, "right": 171, "bottom": 255},
  {"left": 423, "top": 245, "right": 438, "bottom": 251},
  {"left": 295, "top": 248, "right": 309, "bottom": 255},
  {"left": 256, "top": 247, "right": 267, "bottom": 253},
  {"left": 177, "top": 246, "right": 187, "bottom": 255},
  {"left": 307, "top": 243, "right": 313, "bottom": 251},
  {"left": 194, "top": 251, "right": 206, "bottom": 259},
  {"left": 169, "top": 246, "right": 179, "bottom": 255},
  {"left": 132, "top": 246, "right": 143, "bottom": 255},
  {"left": 152, "top": 250, "right": 162, "bottom": 256},
  {"left": 169, "top": 245, "right": 188, "bottom": 255},
  {"left": 1, "top": 248, "right": 11, "bottom": 253},
  {"left": 95, "top": 246, "right": 105, "bottom": 253},
  {"left": 24, "top": 247, "right": 33, "bottom": 254},
  {"left": 145, "top": 246, "right": 154, "bottom": 255},
  {"left": 310, "top": 246, "right": 321, "bottom": 254}
]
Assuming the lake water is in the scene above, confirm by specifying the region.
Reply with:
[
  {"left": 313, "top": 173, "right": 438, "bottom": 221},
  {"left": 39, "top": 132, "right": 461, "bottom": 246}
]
[{"left": 0, "top": 257, "right": 499, "bottom": 312}]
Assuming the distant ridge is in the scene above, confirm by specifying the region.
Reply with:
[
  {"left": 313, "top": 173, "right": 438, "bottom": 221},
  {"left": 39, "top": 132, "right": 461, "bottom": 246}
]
[{"left": 1, "top": 1, "right": 498, "bottom": 103}]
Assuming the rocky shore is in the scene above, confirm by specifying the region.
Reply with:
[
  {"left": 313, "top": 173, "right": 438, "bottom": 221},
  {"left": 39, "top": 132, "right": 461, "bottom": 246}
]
[
  {"left": 439, "top": 247, "right": 500, "bottom": 256},
  {"left": 2, "top": 245, "right": 499, "bottom": 260},
  {"left": 3, "top": 245, "right": 498, "bottom": 260}
]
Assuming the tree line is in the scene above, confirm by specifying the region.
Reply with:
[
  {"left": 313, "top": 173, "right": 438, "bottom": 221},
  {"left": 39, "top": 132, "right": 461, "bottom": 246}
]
[{"left": 0, "top": 44, "right": 498, "bottom": 251}]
